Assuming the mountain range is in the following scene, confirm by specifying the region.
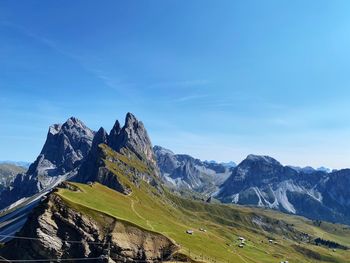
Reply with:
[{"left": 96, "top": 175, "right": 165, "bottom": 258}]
[
  {"left": 1, "top": 114, "right": 350, "bottom": 225},
  {"left": 0, "top": 161, "right": 31, "bottom": 169},
  {"left": 0, "top": 113, "right": 350, "bottom": 262}
]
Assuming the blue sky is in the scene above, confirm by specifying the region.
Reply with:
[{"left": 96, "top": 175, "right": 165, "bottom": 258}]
[{"left": 1, "top": 0, "right": 350, "bottom": 168}]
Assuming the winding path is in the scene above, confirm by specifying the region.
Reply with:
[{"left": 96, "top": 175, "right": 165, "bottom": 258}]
[{"left": 130, "top": 199, "right": 155, "bottom": 231}]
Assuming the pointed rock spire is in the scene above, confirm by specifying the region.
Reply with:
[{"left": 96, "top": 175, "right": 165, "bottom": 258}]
[
  {"left": 125, "top": 112, "right": 138, "bottom": 127},
  {"left": 115, "top": 113, "right": 156, "bottom": 165},
  {"left": 108, "top": 120, "right": 121, "bottom": 150},
  {"left": 74, "top": 127, "right": 108, "bottom": 183},
  {"left": 92, "top": 127, "right": 108, "bottom": 151}
]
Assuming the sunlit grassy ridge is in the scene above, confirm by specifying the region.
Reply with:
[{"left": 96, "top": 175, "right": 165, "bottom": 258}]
[
  {"left": 57, "top": 181, "right": 350, "bottom": 263},
  {"left": 57, "top": 144, "right": 350, "bottom": 262}
]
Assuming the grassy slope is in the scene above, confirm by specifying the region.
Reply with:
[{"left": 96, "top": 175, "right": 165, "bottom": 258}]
[
  {"left": 57, "top": 144, "right": 350, "bottom": 262},
  {"left": 58, "top": 182, "right": 350, "bottom": 263}
]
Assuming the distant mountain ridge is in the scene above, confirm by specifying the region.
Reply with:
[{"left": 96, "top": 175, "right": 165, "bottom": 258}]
[
  {"left": 204, "top": 160, "right": 237, "bottom": 168},
  {"left": 154, "top": 145, "right": 233, "bottom": 193},
  {"left": 216, "top": 154, "right": 350, "bottom": 225},
  {"left": 287, "top": 165, "right": 331, "bottom": 174},
  {"left": 0, "top": 161, "right": 31, "bottom": 169},
  {"left": 0, "top": 164, "right": 27, "bottom": 193}
]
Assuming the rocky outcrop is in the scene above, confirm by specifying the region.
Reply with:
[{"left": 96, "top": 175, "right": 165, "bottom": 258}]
[
  {"left": 0, "top": 190, "right": 178, "bottom": 262},
  {"left": 0, "top": 117, "right": 94, "bottom": 210},
  {"left": 154, "top": 145, "right": 232, "bottom": 193},
  {"left": 217, "top": 154, "right": 350, "bottom": 225}
]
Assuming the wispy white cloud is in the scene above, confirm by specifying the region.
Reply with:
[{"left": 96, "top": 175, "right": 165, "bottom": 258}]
[
  {"left": 0, "top": 20, "right": 70, "bottom": 58},
  {"left": 0, "top": 20, "right": 138, "bottom": 99}
]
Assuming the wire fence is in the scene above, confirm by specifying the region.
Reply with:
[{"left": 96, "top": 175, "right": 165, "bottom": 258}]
[{"left": 0, "top": 234, "right": 237, "bottom": 263}]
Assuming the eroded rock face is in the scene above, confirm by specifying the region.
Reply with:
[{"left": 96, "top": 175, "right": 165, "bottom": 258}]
[
  {"left": 0, "top": 191, "right": 178, "bottom": 262},
  {"left": 35, "top": 117, "right": 94, "bottom": 175},
  {"left": 111, "top": 222, "right": 177, "bottom": 262},
  {"left": 109, "top": 113, "right": 158, "bottom": 170},
  {"left": 0, "top": 117, "right": 94, "bottom": 209},
  {"left": 74, "top": 127, "right": 109, "bottom": 184},
  {"left": 0, "top": 194, "right": 105, "bottom": 259}
]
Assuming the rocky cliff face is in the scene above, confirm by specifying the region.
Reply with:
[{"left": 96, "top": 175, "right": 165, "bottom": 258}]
[
  {"left": 217, "top": 154, "right": 350, "bottom": 225},
  {"left": 74, "top": 127, "right": 109, "bottom": 184},
  {"left": 0, "top": 117, "right": 94, "bottom": 210},
  {"left": 154, "top": 145, "right": 232, "bottom": 193},
  {"left": 0, "top": 113, "right": 159, "bottom": 210},
  {"left": 108, "top": 113, "right": 158, "bottom": 174},
  {"left": 0, "top": 185, "right": 178, "bottom": 262},
  {"left": 74, "top": 113, "right": 160, "bottom": 195},
  {"left": 32, "top": 117, "right": 94, "bottom": 176}
]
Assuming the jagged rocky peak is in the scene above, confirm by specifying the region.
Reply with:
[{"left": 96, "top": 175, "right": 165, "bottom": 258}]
[
  {"left": 0, "top": 117, "right": 95, "bottom": 210},
  {"left": 92, "top": 127, "right": 108, "bottom": 150},
  {"left": 30, "top": 116, "right": 94, "bottom": 176},
  {"left": 48, "top": 123, "right": 61, "bottom": 135},
  {"left": 74, "top": 113, "right": 160, "bottom": 193},
  {"left": 109, "top": 113, "right": 156, "bottom": 166},
  {"left": 108, "top": 120, "right": 121, "bottom": 149}
]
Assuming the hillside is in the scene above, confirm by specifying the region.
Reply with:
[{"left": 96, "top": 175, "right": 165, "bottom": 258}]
[
  {"left": 57, "top": 184, "right": 350, "bottom": 262},
  {"left": 56, "top": 181, "right": 350, "bottom": 262}
]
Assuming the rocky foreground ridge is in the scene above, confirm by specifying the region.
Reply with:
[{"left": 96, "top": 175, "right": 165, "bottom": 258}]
[{"left": 0, "top": 183, "right": 178, "bottom": 262}]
